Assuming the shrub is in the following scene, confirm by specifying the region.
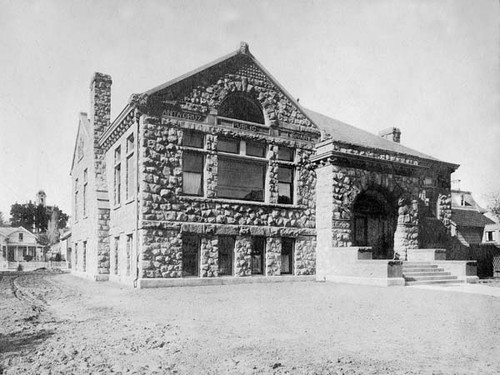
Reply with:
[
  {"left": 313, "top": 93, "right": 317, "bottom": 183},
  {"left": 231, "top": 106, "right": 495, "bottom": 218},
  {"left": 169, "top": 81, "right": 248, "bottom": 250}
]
[{"left": 23, "top": 255, "right": 33, "bottom": 262}]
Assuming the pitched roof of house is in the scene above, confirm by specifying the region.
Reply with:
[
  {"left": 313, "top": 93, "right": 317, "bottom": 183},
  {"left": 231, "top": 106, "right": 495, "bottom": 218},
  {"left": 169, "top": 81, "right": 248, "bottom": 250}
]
[
  {"left": 303, "top": 108, "right": 442, "bottom": 162},
  {"left": 452, "top": 209, "right": 495, "bottom": 228}
]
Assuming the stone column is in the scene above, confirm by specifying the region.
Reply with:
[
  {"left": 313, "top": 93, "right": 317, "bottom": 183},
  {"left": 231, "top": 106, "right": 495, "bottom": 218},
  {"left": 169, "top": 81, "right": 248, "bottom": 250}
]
[
  {"left": 234, "top": 236, "right": 252, "bottom": 276},
  {"left": 295, "top": 236, "right": 316, "bottom": 275},
  {"left": 393, "top": 198, "right": 419, "bottom": 261},
  {"left": 266, "top": 237, "right": 281, "bottom": 276},
  {"left": 201, "top": 236, "right": 218, "bottom": 277}
]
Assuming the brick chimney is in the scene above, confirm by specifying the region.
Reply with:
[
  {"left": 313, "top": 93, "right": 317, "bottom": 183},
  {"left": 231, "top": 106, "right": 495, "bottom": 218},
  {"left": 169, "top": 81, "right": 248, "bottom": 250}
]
[
  {"left": 378, "top": 127, "right": 401, "bottom": 143},
  {"left": 89, "top": 72, "right": 112, "bottom": 141}
]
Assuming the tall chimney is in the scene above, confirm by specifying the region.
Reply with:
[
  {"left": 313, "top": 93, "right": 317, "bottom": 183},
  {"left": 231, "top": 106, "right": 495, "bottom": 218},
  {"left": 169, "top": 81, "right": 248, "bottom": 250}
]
[
  {"left": 90, "top": 72, "right": 112, "bottom": 141},
  {"left": 378, "top": 127, "right": 401, "bottom": 143},
  {"left": 89, "top": 72, "right": 112, "bottom": 191}
]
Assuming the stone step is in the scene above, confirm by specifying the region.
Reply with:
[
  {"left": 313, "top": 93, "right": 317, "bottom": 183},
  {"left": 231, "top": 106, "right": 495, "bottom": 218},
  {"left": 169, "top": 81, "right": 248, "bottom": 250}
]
[
  {"left": 403, "top": 263, "right": 437, "bottom": 268},
  {"left": 404, "top": 275, "right": 458, "bottom": 282},
  {"left": 403, "top": 271, "right": 452, "bottom": 277},
  {"left": 402, "top": 267, "right": 445, "bottom": 273},
  {"left": 406, "top": 279, "right": 465, "bottom": 286}
]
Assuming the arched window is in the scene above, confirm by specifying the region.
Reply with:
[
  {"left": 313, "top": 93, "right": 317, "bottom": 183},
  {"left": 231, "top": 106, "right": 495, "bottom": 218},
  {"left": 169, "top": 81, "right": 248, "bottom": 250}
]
[{"left": 218, "top": 94, "right": 264, "bottom": 124}]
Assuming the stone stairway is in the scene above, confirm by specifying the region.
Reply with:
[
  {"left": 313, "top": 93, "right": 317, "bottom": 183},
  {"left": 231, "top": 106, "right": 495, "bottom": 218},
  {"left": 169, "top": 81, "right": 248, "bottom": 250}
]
[{"left": 402, "top": 262, "right": 464, "bottom": 286}]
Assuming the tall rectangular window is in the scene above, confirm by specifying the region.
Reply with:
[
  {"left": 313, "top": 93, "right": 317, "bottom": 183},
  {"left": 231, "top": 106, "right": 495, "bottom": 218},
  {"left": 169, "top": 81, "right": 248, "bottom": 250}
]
[
  {"left": 182, "top": 152, "right": 203, "bottom": 196},
  {"left": 126, "top": 134, "right": 135, "bottom": 200},
  {"left": 74, "top": 179, "right": 79, "bottom": 221},
  {"left": 217, "top": 158, "right": 265, "bottom": 201},
  {"left": 251, "top": 237, "right": 266, "bottom": 275},
  {"left": 278, "top": 166, "right": 294, "bottom": 204},
  {"left": 83, "top": 241, "right": 87, "bottom": 272},
  {"left": 74, "top": 243, "right": 78, "bottom": 269},
  {"left": 486, "top": 231, "right": 494, "bottom": 242},
  {"left": 114, "top": 236, "right": 119, "bottom": 275},
  {"left": 218, "top": 236, "right": 235, "bottom": 276},
  {"left": 83, "top": 169, "right": 88, "bottom": 217},
  {"left": 182, "top": 235, "right": 200, "bottom": 277},
  {"left": 114, "top": 147, "right": 121, "bottom": 205},
  {"left": 126, "top": 234, "right": 132, "bottom": 276},
  {"left": 281, "top": 238, "right": 295, "bottom": 275},
  {"left": 18, "top": 233, "right": 23, "bottom": 242}
]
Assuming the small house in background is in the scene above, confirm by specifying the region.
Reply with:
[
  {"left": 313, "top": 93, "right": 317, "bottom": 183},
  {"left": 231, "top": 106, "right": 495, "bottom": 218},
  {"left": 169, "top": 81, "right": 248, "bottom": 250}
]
[
  {"left": 0, "top": 226, "right": 46, "bottom": 268},
  {"left": 450, "top": 188, "right": 495, "bottom": 246},
  {"left": 483, "top": 212, "right": 500, "bottom": 245}
]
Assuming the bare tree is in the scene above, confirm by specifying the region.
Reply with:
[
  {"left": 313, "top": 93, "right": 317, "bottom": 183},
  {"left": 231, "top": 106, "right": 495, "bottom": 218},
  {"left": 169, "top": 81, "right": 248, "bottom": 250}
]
[{"left": 485, "top": 192, "right": 500, "bottom": 218}]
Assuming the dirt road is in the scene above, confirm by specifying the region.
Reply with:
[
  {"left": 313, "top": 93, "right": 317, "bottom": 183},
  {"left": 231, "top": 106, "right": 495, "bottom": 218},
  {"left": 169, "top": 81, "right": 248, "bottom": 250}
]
[{"left": 1, "top": 271, "right": 499, "bottom": 374}]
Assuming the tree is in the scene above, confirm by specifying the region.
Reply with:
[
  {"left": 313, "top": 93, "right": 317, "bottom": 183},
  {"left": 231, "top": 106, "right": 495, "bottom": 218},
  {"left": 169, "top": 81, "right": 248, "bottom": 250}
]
[
  {"left": 10, "top": 203, "right": 69, "bottom": 233},
  {"left": 486, "top": 192, "right": 500, "bottom": 218}
]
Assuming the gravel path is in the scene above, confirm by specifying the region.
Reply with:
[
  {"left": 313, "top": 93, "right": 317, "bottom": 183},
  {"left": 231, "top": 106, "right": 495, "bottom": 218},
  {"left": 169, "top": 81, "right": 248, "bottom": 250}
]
[{"left": 1, "top": 272, "right": 499, "bottom": 374}]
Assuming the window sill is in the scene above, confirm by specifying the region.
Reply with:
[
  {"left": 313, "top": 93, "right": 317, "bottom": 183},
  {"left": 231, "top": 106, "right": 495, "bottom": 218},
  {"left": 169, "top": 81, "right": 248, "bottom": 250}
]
[
  {"left": 179, "top": 195, "right": 301, "bottom": 209},
  {"left": 113, "top": 204, "right": 122, "bottom": 210},
  {"left": 125, "top": 197, "right": 135, "bottom": 205}
]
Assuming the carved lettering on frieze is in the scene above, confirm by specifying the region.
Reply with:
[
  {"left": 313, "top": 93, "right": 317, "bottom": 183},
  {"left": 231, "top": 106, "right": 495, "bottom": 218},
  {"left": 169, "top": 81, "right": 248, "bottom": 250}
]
[
  {"left": 332, "top": 220, "right": 351, "bottom": 230},
  {"left": 162, "top": 109, "right": 205, "bottom": 122}
]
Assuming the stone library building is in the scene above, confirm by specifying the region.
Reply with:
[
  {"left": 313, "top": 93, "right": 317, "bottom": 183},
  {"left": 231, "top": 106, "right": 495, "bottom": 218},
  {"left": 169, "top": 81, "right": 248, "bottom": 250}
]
[{"left": 71, "top": 43, "right": 476, "bottom": 288}]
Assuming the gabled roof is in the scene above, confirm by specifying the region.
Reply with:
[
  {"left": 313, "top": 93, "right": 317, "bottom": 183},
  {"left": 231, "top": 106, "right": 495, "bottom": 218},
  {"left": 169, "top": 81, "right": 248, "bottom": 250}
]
[
  {"left": 451, "top": 209, "right": 495, "bottom": 228},
  {"left": 70, "top": 112, "right": 91, "bottom": 173},
  {"left": 303, "top": 108, "right": 444, "bottom": 163},
  {"left": 0, "top": 226, "right": 38, "bottom": 239}
]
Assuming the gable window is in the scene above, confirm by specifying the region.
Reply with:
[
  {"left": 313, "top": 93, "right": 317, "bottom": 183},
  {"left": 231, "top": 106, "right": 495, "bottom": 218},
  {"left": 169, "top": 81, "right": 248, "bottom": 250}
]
[
  {"left": 18, "top": 233, "right": 23, "bottom": 242},
  {"left": 182, "top": 235, "right": 200, "bottom": 277},
  {"left": 126, "top": 134, "right": 135, "bottom": 200},
  {"left": 182, "top": 152, "right": 204, "bottom": 196},
  {"left": 486, "top": 231, "right": 494, "bottom": 242},
  {"left": 278, "top": 166, "right": 294, "bottom": 204},
  {"left": 83, "top": 169, "right": 88, "bottom": 217},
  {"left": 183, "top": 131, "right": 204, "bottom": 148},
  {"left": 114, "top": 146, "right": 121, "bottom": 205},
  {"left": 218, "top": 94, "right": 265, "bottom": 124}
]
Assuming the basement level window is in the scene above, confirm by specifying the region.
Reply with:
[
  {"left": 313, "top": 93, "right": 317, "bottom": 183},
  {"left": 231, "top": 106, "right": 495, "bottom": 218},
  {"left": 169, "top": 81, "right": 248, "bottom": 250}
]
[{"left": 182, "top": 235, "right": 200, "bottom": 277}]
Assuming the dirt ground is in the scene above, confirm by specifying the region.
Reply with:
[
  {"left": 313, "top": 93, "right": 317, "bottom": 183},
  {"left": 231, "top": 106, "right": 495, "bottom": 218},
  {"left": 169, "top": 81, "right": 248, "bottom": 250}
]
[{"left": 1, "top": 272, "right": 499, "bottom": 375}]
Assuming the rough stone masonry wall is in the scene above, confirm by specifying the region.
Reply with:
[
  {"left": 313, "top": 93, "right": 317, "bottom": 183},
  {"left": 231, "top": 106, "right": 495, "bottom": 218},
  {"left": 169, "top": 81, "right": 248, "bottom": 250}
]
[
  {"left": 201, "top": 236, "right": 218, "bottom": 277},
  {"left": 138, "top": 116, "right": 317, "bottom": 278},
  {"left": 320, "top": 163, "right": 421, "bottom": 248},
  {"left": 393, "top": 199, "right": 419, "bottom": 260},
  {"left": 266, "top": 237, "right": 282, "bottom": 276},
  {"left": 97, "top": 208, "right": 110, "bottom": 274}
]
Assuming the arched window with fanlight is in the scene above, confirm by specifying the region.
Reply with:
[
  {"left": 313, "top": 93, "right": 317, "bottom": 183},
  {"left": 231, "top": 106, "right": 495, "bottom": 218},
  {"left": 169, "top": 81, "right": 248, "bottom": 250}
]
[{"left": 218, "top": 93, "right": 265, "bottom": 124}]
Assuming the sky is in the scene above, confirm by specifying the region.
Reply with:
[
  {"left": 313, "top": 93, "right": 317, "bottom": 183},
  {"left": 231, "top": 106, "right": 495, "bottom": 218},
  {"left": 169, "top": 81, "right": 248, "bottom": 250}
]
[{"left": 0, "top": 0, "right": 499, "bottom": 220}]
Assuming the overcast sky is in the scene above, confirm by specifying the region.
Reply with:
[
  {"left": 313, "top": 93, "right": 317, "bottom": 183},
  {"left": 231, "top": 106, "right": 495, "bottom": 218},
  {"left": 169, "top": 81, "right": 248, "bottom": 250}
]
[{"left": 0, "top": 0, "right": 498, "bottom": 220}]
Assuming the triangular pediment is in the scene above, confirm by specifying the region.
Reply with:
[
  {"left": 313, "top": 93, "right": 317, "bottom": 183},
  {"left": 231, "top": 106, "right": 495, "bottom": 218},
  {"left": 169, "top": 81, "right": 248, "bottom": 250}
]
[
  {"left": 135, "top": 43, "right": 319, "bottom": 133},
  {"left": 70, "top": 113, "right": 91, "bottom": 173}
]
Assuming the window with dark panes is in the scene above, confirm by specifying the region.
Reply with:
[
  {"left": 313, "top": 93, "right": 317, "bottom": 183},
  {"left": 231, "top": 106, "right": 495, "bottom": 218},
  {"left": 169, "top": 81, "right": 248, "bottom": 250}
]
[
  {"left": 83, "top": 241, "right": 87, "bottom": 272},
  {"left": 251, "top": 237, "right": 266, "bottom": 275},
  {"left": 281, "top": 238, "right": 294, "bottom": 275},
  {"left": 126, "top": 134, "right": 135, "bottom": 200},
  {"left": 218, "top": 94, "right": 265, "bottom": 124},
  {"left": 126, "top": 234, "right": 132, "bottom": 276},
  {"left": 246, "top": 141, "right": 266, "bottom": 158},
  {"left": 182, "top": 235, "right": 200, "bottom": 277},
  {"left": 182, "top": 152, "right": 203, "bottom": 196},
  {"left": 217, "top": 137, "right": 239, "bottom": 154},
  {"left": 218, "top": 236, "right": 235, "bottom": 276},
  {"left": 217, "top": 157, "right": 265, "bottom": 201},
  {"left": 114, "top": 237, "right": 119, "bottom": 275},
  {"left": 83, "top": 169, "right": 88, "bottom": 216},
  {"left": 114, "top": 147, "right": 121, "bottom": 205},
  {"left": 183, "top": 131, "right": 204, "bottom": 148},
  {"left": 278, "top": 146, "right": 294, "bottom": 161},
  {"left": 278, "top": 166, "right": 293, "bottom": 204}
]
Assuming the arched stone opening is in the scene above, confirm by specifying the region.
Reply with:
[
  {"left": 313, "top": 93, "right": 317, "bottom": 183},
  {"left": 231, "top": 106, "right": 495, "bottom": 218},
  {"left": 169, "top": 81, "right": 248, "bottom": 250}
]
[
  {"left": 218, "top": 93, "right": 265, "bottom": 124},
  {"left": 352, "top": 189, "right": 398, "bottom": 259}
]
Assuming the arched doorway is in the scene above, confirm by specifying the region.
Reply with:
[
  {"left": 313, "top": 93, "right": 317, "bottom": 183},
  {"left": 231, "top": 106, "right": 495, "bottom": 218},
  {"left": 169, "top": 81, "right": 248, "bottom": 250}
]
[{"left": 352, "top": 189, "right": 397, "bottom": 259}]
